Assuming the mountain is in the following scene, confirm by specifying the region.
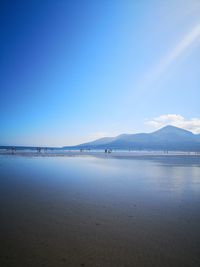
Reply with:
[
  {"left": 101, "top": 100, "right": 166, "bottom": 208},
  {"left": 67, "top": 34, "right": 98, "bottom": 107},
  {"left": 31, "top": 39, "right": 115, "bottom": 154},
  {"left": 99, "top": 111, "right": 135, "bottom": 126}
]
[{"left": 63, "top": 125, "right": 200, "bottom": 151}]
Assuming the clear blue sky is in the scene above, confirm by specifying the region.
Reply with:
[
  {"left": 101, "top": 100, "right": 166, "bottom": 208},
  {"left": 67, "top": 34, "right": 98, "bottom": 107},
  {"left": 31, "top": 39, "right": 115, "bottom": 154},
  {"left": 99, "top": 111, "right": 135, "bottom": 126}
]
[{"left": 1, "top": 0, "right": 200, "bottom": 146}]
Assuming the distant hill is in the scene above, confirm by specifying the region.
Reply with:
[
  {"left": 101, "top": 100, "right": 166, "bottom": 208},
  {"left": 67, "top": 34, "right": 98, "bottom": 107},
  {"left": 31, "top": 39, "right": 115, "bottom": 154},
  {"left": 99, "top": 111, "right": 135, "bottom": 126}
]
[{"left": 63, "top": 125, "right": 200, "bottom": 151}]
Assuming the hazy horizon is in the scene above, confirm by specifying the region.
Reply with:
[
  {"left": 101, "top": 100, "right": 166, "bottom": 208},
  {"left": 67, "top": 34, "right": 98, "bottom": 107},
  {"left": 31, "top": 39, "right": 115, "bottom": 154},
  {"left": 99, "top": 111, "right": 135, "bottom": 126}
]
[
  {"left": 1, "top": 0, "right": 200, "bottom": 146},
  {"left": 1, "top": 124, "right": 200, "bottom": 148}
]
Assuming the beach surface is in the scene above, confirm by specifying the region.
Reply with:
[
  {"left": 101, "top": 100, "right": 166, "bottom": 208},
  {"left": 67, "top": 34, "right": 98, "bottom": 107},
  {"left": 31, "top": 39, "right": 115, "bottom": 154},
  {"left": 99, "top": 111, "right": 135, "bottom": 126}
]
[{"left": 0, "top": 154, "right": 200, "bottom": 267}]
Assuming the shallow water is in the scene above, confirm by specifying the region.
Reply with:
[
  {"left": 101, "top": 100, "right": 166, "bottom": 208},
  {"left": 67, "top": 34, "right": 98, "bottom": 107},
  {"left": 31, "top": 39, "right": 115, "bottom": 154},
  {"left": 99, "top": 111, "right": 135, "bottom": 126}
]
[{"left": 0, "top": 155, "right": 200, "bottom": 267}]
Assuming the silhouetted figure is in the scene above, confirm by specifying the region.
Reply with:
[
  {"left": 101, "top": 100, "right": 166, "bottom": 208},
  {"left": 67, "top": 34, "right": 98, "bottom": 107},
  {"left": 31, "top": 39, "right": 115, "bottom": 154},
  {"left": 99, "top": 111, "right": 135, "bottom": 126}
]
[
  {"left": 11, "top": 147, "right": 16, "bottom": 154},
  {"left": 37, "top": 147, "right": 41, "bottom": 153}
]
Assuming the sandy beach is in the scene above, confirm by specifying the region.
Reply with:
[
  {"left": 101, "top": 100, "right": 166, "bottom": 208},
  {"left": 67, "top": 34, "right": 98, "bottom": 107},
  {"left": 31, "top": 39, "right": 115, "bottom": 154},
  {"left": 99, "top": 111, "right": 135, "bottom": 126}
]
[{"left": 0, "top": 154, "right": 200, "bottom": 267}]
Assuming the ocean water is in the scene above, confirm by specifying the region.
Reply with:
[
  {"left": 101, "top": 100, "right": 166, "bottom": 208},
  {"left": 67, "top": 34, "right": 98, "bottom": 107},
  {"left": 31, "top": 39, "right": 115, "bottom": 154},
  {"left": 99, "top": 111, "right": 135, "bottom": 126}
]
[{"left": 0, "top": 155, "right": 200, "bottom": 267}]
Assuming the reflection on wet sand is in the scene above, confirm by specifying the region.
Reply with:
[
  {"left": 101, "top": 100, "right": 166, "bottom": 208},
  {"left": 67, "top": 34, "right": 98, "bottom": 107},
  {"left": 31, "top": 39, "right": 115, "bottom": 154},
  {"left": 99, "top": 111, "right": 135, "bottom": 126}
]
[{"left": 0, "top": 155, "right": 200, "bottom": 267}]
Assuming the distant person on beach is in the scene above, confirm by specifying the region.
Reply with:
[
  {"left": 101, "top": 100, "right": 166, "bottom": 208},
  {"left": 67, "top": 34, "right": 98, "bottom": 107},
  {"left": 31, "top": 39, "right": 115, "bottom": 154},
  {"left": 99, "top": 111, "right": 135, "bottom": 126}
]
[
  {"left": 37, "top": 147, "right": 41, "bottom": 153},
  {"left": 11, "top": 147, "right": 16, "bottom": 154}
]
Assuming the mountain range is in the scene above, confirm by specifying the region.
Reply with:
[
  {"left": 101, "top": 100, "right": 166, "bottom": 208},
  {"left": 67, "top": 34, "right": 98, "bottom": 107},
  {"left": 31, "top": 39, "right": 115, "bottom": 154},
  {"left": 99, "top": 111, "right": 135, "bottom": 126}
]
[{"left": 63, "top": 125, "right": 200, "bottom": 151}]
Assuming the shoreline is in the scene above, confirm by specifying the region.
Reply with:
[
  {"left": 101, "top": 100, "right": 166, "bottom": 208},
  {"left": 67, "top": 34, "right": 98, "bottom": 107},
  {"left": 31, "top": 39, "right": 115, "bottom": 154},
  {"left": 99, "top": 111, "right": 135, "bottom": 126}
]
[{"left": 1, "top": 150, "right": 200, "bottom": 158}]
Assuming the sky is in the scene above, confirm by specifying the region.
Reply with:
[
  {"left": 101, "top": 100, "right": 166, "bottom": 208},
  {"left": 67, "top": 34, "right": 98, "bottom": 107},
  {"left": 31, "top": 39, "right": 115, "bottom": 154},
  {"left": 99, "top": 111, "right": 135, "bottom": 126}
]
[{"left": 0, "top": 0, "right": 200, "bottom": 146}]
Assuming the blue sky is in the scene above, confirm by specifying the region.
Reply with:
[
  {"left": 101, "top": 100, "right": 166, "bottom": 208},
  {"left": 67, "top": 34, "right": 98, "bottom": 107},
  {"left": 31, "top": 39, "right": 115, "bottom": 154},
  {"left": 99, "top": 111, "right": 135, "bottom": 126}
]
[{"left": 0, "top": 0, "right": 200, "bottom": 146}]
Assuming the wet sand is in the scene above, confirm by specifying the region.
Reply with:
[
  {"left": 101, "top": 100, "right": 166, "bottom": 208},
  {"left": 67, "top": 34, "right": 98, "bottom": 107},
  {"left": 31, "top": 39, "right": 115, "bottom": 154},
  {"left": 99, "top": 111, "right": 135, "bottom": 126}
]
[{"left": 0, "top": 155, "right": 200, "bottom": 267}]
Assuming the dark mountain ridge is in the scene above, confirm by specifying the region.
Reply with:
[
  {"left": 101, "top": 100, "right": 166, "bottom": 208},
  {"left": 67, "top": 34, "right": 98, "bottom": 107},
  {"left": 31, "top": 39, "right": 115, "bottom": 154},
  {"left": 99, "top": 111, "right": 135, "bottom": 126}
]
[{"left": 63, "top": 125, "right": 200, "bottom": 151}]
